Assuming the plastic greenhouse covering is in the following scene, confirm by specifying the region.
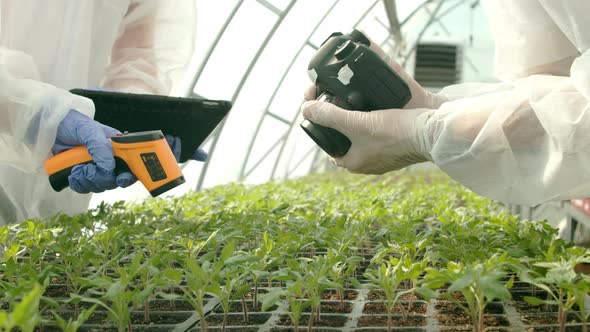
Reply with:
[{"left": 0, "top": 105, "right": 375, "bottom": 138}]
[
  {"left": 9, "top": 2, "right": 590, "bottom": 331},
  {"left": 91, "top": 0, "right": 495, "bottom": 207}
]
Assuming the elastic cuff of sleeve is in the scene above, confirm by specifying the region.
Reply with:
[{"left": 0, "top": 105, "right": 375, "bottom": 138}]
[
  {"left": 426, "top": 91, "right": 449, "bottom": 109},
  {"left": 414, "top": 110, "right": 435, "bottom": 163}
]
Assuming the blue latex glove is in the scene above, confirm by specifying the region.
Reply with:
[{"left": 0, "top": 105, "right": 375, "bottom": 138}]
[
  {"left": 52, "top": 110, "right": 136, "bottom": 193},
  {"left": 165, "top": 135, "right": 208, "bottom": 162}
]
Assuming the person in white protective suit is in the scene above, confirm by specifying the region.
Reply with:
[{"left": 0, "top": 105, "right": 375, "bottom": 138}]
[
  {"left": 0, "top": 1, "right": 198, "bottom": 226},
  {"left": 302, "top": 0, "right": 590, "bottom": 206}
]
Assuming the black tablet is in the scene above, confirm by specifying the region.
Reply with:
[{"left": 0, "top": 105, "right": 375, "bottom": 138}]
[{"left": 70, "top": 89, "right": 232, "bottom": 163}]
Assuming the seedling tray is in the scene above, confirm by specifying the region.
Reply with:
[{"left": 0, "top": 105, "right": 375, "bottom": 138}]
[
  {"left": 4, "top": 171, "right": 589, "bottom": 332},
  {"left": 35, "top": 268, "right": 587, "bottom": 331}
]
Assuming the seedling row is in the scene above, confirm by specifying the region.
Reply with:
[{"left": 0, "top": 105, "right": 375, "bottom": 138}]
[{"left": 1, "top": 171, "right": 589, "bottom": 332}]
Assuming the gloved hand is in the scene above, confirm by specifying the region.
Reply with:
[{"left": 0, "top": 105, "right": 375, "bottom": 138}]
[
  {"left": 109, "top": 135, "right": 208, "bottom": 187},
  {"left": 164, "top": 135, "right": 208, "bottom": 162},
  {"left": 301, "top": 100, "right": 433, "bottom": 174},
  {"left": 52, "top": 110, "right": 135, "bottom": 193},
  {"left": 52, "top": 111, "right": 208, "bottom": 194}
]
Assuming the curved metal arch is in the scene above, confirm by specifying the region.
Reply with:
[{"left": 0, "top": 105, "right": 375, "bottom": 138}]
[
  {"left": 239, "top": 0, "right": 342, "bottom": 180},
  {"left": 177, "top": 1, "right": 244, "bottom": 179},
  {"left": 401, "top": 0, "right": 445, "bottom": 67},
  {"left": 195, "top": 0, "right": 298, "bottom": 190},
  {"left": 185, "top": 1, "right": 245, "bottom": 97}
]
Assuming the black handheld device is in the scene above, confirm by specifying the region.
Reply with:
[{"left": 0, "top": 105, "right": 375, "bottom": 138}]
[
  {"left": 300, "top": 29, "right": 412, "bottom": 157},
  {"left": 70, "top": 89, "right": 232, "bottom": 163}
]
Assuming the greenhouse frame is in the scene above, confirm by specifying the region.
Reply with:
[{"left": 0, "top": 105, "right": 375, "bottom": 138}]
[{"left": 2, "top": 1, "right": 590, "bottom": 332}]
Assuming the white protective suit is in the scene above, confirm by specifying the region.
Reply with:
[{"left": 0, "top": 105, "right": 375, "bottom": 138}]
[
  {"left": 427, "top": 0, "right": 590, "bottom": 205},
  {"left": 0, "top": 1, "right": 195, "bottom": 225}
]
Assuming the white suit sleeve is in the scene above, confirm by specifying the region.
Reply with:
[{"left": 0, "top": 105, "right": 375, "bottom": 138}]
[
  {"left": 0, "top": 48, "right": 94, "bottom": 173},
  {"left": 101, "top": 0, "right": 196, "bottom": 95},
  {"left": 423, "top": 0, "right": 590, "bottom": 206}
]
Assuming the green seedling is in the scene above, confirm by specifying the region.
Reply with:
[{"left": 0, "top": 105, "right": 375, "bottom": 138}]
[
  {"left": 520, "top": 249, "right": 590, "bottom": 332},
  {"left": 91, "top": 252, "right": 146, "bottom": 332},
  {"left": 250, "top": 231, "right": 277, "bottom": 309},
  {"left": 208, "top": 242, "right": 257, "bottom": 331},
  {"left": 0, "top": 169, "right": 579, "bottom": 331},
  {"left": 0, "top": 283, "right": 44, "bottom": 332},
  {"left": 419, "top": 253, "right": 514, "bottom": 332},
  {"left": 326, "top": 243, "right": 362, "bottom": 311},
  {"left": 171, "top": 232, "right": 221, "bottom": 332},
  {"left": 51, "top": 305, "right": 97, "bottom": 332},
  {"left": 302, "top": 256, "right": 340, "bottom": 329},
  {"left": 360, "top": 256, "right": 414, "bottom": 332},
  {"left": 372, "top": 242, "right": 430, "bottom": 311},
  {"left": 286, "top": 277, "right": 308, "bottom": 332}
]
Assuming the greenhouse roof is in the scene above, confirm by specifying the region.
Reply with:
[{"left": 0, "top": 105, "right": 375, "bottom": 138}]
[{"left": 91, "top": 0, "right": 495, "bottom": 206}]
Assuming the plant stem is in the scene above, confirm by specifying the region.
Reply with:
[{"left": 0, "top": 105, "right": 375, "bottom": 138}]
[
  {"left": 409, "top": 280, "right": 418, "bottom": 311},
  {"left": 200, "top": 313, "right": 207, "bottom": 332},
  {"left": 477, "top": 307, "right": 484, "bottom": 332},
  {"left": 241, "top": 295, "right": 249, "bottom": 323},
  {"left": 558, "top": 290, "right": 565, "bottom": 332},
  {"left": 400, "top": 302, "right": 408, "bottom": 322},
  {"left": 253, "top": 282, "right": 258, "bottom": 310},
  {"left": 144, "top": 273, "right": 150, "bottom": 322},
  {"left": 387, "top": 309, "right": 392, "bottom": 332},
  {"left": 316, "top": 305, "right": 321, "bottom": 322}
]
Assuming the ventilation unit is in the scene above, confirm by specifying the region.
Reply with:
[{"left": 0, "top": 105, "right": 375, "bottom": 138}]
[{"left": 413, "top": 40, "right": 463, "bottom": 89}]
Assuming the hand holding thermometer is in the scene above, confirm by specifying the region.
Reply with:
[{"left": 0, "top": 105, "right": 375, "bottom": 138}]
[{"left": 45, "top": 130, "right": 185, "bottom": 197}]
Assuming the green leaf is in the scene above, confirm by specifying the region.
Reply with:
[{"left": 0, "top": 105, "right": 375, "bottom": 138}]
[
  {"left": 506, "top": 275, "right": 515, "bottom": 289},
  {"left": 70, "top": 294, "right": 113, "bottom": 315},
  {"left": 225, "top": 254, "right": 259, "bottom": 266},
  {"left": 220, "top": 242, "right": 236, "bottom": 262},
  {"left": 416, "top": 287, "right": 439, "bottom": 300},
  {"left": 524, "top": 296, "right": 549, "bottom": 306},
  {"left": 105, "top": 280, "right": 124, "bottom": 299},
  {"left": 482, "top": 281, "right": 510, "bottom": 300},
  {"left": 449, "top": 274, "right": 473, "bottom": 291},
  {"left": 135, "top": 285, "right": 156, "bottom": 304},
  {"left": 259, "top": 288, "right": 286, "bottom": 311},
  {"left": 162, "top": 268, "right": 183, "bottom": 282},
  {"left": 11, "top": 283, "right": 43, "bottom": 327},
  {"left": 0, "top": 311, "right": 11, "bottom": 330},
  {"left": 156, "top": 291, "right": 180, "bottom": 301}
]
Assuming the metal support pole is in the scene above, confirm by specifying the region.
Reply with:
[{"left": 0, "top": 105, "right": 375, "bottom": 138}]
[
  {"left": 196, "top": 0, "right": 297, "bottom": 190},
  {"left": 402, "top": 0, "right": 445, "bottom": 67}
]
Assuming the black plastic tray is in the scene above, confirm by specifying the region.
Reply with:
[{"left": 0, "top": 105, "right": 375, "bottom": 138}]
[{"left": 70, "top": 89, "right": 232, "bottom": 162}]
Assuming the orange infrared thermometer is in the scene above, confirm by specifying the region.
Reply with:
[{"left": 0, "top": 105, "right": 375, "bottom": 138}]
[{"left": 45, "top": 130, "right": 185, "bottom": 197}]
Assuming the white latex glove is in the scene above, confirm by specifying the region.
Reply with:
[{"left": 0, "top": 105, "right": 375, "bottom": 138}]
[{"left": 301, "top": 100, "right": 433, "bottom": 174}]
